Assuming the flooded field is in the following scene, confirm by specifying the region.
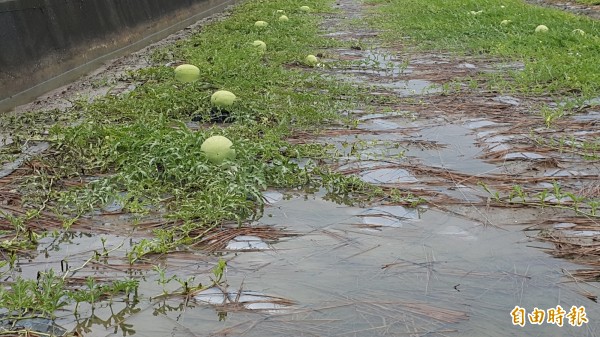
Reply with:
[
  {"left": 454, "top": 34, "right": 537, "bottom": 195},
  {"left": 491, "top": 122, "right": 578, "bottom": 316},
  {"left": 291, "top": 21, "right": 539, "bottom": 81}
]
[
  {"left": 1, "top": 0, "right": 599, "bottom": 336},
  {"left": 15, "top": 191, "right": 596, "bottom": 336}
]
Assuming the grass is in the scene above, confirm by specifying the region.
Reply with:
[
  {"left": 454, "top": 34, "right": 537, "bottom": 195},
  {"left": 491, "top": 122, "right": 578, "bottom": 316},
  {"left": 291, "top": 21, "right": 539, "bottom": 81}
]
[{"left": 366, "top": 0, "right": 600, "bottom": 99}]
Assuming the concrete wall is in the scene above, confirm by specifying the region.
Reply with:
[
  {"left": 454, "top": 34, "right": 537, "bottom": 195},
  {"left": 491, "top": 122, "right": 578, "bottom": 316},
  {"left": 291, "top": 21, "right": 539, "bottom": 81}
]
[{"left": 0, "top": 0, "right": 233, "bottom": 111}]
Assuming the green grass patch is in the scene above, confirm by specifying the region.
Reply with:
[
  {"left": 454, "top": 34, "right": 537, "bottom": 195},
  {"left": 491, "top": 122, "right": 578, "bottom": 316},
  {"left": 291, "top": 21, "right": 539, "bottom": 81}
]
[{"left": 367, "top": 0, "right": 600, "bottom": 97}]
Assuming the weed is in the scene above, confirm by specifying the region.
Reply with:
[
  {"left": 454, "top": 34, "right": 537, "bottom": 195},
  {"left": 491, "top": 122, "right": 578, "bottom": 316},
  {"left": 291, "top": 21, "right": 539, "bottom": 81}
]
[
  {"left": 480, "top": 181, "right": 600, "bottom": 218},
  {"left": 478, "top": 181, "right": 501, "bottom": 202},
  {"left": 212, "top": 258, "right": 227, "bottom": 284},
  {"left": 540, "top": 105, "right": 565, "bottom": 127},
  {"left": 388, "top": 188, "right": 427, "bottom": 207},
  {"left": 0, "top": 269, "right": 138, "bottom": 320}
]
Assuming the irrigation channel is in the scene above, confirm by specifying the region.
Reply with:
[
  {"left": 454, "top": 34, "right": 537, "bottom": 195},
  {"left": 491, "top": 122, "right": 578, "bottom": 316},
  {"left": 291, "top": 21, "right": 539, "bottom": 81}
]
[{"left": 1, "top": 0, "right": 600, "bottom": 336}]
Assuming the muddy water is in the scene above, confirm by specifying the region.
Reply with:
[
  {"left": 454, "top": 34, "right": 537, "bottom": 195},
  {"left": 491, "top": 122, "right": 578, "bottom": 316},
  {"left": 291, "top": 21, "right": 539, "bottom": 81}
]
[
  {"left": 64, "top": 194, "right": 597, "bottom": 337},
  {"left": 403, "top": 123, "right": 502, "bottom": 175}
]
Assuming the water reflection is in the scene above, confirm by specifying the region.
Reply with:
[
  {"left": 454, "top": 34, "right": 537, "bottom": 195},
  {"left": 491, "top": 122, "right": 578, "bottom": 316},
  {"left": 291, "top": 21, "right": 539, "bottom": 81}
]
[
  {"left": 194, "top": 286, "right": 294, "bottom": 313},
  {"left": 73, "top": 299, "right": 141, "bottom": 336}
]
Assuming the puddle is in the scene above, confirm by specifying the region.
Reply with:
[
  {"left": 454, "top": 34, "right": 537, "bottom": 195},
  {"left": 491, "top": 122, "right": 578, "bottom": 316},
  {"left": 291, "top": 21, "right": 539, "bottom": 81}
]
[
  {"left": 487, "top": 143, "right": 512, "bottom": 152},
  {"left": 18, "top": 232, "right": 135, "bottom": 280},
  {"left": 193, "top": 286, "right": 226, "bottom": 305},
  {"left": 437, "top": 225, "right": 478, "bottom": 241},
  {"left": 262, "top": 190, "right": 284, "bottom": 204},
  {"left": 357, "top": 118, "right": 401, "bottom": 130},
  {"left": 572, "top": 110, "right": 600, "bottom": 122},
  {"left": 404, "top": 124, "right": 501, "bottom": 175},
  {"left": 234, "top": 291, "right": 287, "bottom": 311},
  {"left": 226, "top": 235, "right": 270, "bottom": 250},
  {"left": 359, "top": 205, "right": 420, "bottom": 227},
  {"left": 385, "top": 79, "right": 442, "bottom": 96},
  {"left": 337, "top": 160, "right": 392, "bottom": 171},
  {"left": 465, "top": 119, "right": 504, "bottom": 129},
  {"left": 194, "top": 287, "right": 292, "bottom": 311},
  {"left": 353, "top": 115, "right": 418, "bottom": 133},
  {"left": 6, "top": 195, "right": 598, "bottom": 337},
  {"left": 0, "top": 141, "right": 49, "bottom": 178},
  {"left": 159, "top": 195, "right": 599, "bottom": 337},
  {"left": 356, "top": 111, "right": 413, "bottom": 121},
  {"left": 359, "top": 167, "right": 418, "bottom": 184},
  {"left": 478, "top": 133, "right": 515, "bottom": 152},
  {"left": 504, "top": 152, "right": 547, "bottom": 160},
  {"left": 481, "top": 135, "right": 514, "bottom": 144},
  {"left": 327, "top": 61, "right": 441, "bottom": 96},
  {"left": 325, "top": 134, "right": 407, "bottom": 160},
  {"left": 357, "top": 143, "right": 406, "bottom": 160},
  {"left": 433, "top": 185, "right": 485, "bottom": 203}
]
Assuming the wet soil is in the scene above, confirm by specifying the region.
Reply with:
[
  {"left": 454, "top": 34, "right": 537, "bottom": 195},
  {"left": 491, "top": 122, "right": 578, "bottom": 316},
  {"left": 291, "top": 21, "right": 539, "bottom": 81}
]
[{"left": 1, "top": 0, "right": 600, "bottom": 336}]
